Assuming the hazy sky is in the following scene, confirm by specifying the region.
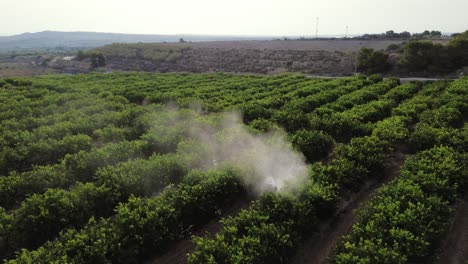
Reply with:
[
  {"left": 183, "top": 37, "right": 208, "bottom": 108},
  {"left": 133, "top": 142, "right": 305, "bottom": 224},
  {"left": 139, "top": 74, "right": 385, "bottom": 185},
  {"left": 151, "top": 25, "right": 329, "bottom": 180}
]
[{"left": 2, "top": 0, "right": 467, "bottom": 36}]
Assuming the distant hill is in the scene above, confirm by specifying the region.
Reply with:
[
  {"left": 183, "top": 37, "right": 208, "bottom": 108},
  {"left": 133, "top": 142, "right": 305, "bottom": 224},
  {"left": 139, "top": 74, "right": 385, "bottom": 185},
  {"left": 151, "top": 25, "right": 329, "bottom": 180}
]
[{"left": 0, "top": 31, "right": 274, "bottom": 53}]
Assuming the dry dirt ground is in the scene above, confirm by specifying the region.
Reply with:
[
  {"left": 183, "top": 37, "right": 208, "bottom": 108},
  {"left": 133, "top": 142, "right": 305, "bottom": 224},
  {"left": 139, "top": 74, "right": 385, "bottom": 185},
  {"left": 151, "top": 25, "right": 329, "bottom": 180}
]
[
  {"left": 188, "top": 40, "right": 447, "bottom": 52},
  {"left": 437, "top": 196, "right": 468, "bottom": 264},
  {"left": 0, "top": 62, "right": 51, "bottom": 77},
  {"left": 291, "top": 150, "right": 407, "bottom": 264},
  {"left": 102, "top": 40, "right": 414, "bottom": 76}
]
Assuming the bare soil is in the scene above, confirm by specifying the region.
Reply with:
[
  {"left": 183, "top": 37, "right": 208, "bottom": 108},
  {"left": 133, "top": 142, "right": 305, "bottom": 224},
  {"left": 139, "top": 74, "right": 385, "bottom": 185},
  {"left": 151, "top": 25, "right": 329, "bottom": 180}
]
[
  {"left": 147, "top": 195, "right": 253, "bottom": 264},
  {"left": 188, "top": 40, "right": 447, "bottom": 52},
  {"left": 437, "top": 196, "right": 468, "bottom": 264},
  {"left": 0, "top": 62, "right": 49, "bottom": 77},
  {"left": 291, "top": 150, "right": 407, "bottom": 264}
]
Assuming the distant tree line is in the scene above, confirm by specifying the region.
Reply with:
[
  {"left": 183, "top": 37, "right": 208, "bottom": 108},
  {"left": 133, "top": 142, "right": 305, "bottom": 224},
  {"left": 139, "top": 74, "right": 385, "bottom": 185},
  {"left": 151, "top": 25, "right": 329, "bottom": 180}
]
[
  {"left": 278, "top": 29, "right": 448, "bottom": 42},
  {"left": 357, "top": 30, "right": 411, "bottom": 40},
  {"left": 357, "top": 30, "right": 468, "bottom": 75},
  {"left": 355, "top": 30, "right": 445, "bottom": 40},
  {"left": 412, "top": 30, "right": 443, "bottom": 39}
]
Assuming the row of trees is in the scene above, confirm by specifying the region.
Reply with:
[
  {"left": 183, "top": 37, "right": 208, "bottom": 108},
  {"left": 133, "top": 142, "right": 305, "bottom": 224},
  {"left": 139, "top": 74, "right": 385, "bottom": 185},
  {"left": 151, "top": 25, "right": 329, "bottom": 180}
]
[
  {"left": 0, "top": 154, "right": 188, "bottom": 258},
  {"left": 8, "top": 168, "right": 243, "bottom": 263},
  {"left": 333, "top": 146, "right": 466, "bottom": 263},
  {"left": 270, "top": 77, "right": 377, "bottom": 132},
  {"left": 332, "top": 77, "right": 468, "bottom": 263},
  {"left": 409, "top": 78, "right": 468, "bottom": 152},
  {"left": 0, "top": 140, "right": 148, "bottom": 210}
]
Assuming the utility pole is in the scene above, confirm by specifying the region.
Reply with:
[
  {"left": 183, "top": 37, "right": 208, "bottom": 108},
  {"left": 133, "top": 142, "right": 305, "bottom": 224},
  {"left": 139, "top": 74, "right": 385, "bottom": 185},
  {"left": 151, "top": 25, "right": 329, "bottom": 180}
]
[
  {"left": 345, "top": 25, "right": 348, "bottom": 38},
  {"left": 315, "top": 17, "right": 319, "bottom": 40}
]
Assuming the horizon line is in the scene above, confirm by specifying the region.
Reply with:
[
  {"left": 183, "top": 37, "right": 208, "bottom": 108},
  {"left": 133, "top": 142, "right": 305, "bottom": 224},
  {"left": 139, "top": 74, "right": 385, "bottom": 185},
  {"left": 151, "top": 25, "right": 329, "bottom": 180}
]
[{"left": 0, "top": 29, "right": 461, "bottom": 38}]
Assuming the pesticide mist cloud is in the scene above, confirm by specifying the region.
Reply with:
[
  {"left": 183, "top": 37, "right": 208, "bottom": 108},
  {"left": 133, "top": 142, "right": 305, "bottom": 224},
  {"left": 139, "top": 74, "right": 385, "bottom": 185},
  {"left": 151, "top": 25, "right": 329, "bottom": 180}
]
[
  {"left": 145, "top": 106, "right": 310, "bottom": 195},
  {"left": 184, "top": 111, "right": 309, "bottom": 195}
]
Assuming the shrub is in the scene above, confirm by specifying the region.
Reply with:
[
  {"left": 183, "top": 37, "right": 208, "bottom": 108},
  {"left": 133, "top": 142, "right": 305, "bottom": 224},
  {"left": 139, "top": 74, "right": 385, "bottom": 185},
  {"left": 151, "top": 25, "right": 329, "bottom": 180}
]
[
  {"left": 357, "top": 48, "right": 391, "bottom": 74},
  {"left": 90, "top": 52, "right": 106, "bottom": 68}
]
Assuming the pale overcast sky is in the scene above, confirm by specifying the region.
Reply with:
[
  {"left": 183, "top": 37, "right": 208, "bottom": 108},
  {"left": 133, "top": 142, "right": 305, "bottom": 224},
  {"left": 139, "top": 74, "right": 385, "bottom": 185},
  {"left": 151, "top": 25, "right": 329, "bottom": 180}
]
[{"left": 2, "top": 0, "right": 467, "bottom": 36}]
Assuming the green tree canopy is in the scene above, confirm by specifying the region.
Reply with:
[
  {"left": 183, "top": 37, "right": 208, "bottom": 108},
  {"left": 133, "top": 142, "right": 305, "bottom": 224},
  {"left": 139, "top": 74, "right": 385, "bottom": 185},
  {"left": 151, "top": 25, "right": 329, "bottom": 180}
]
[
  {"left": 356, "top": 48, "right": 391, "bottom": 74},
  {"left": 90, "top": 52, "right": 106, "bottom": 68}
]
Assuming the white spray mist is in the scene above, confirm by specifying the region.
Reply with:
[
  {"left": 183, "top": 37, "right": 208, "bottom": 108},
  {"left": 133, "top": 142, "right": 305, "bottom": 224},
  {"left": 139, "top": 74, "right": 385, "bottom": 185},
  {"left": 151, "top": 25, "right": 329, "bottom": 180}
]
[
  {"left": 147, "top": 106, "right": 309, "bottom": 195},
  {"left": 187, "top": 111, "right": 309, "bottom": 195}
]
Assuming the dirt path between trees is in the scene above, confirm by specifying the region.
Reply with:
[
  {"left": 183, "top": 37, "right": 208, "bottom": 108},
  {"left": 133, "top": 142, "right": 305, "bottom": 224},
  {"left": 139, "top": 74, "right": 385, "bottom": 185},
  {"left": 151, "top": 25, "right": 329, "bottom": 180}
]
[
  {"left": 437, "top": 196, "right": 468, "bottom": 264},
  {"left": 291, "top": 150, "right": 407, "bottom": 264},
  {"left": 147, "top": 195, "right": 253, "bottom": 264}
]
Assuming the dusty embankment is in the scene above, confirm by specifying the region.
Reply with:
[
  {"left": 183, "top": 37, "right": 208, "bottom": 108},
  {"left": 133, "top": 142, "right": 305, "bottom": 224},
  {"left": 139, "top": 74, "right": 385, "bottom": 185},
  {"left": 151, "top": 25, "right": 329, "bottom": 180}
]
[
  {"left": 99, "top": 39, "right": 411, "bottom": 76},
  {"left": 0, "top": 39, "right": 408, "bottom": 77},
  {"left": 2, "top": 39, "right": 459, "bottom": 78}
]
